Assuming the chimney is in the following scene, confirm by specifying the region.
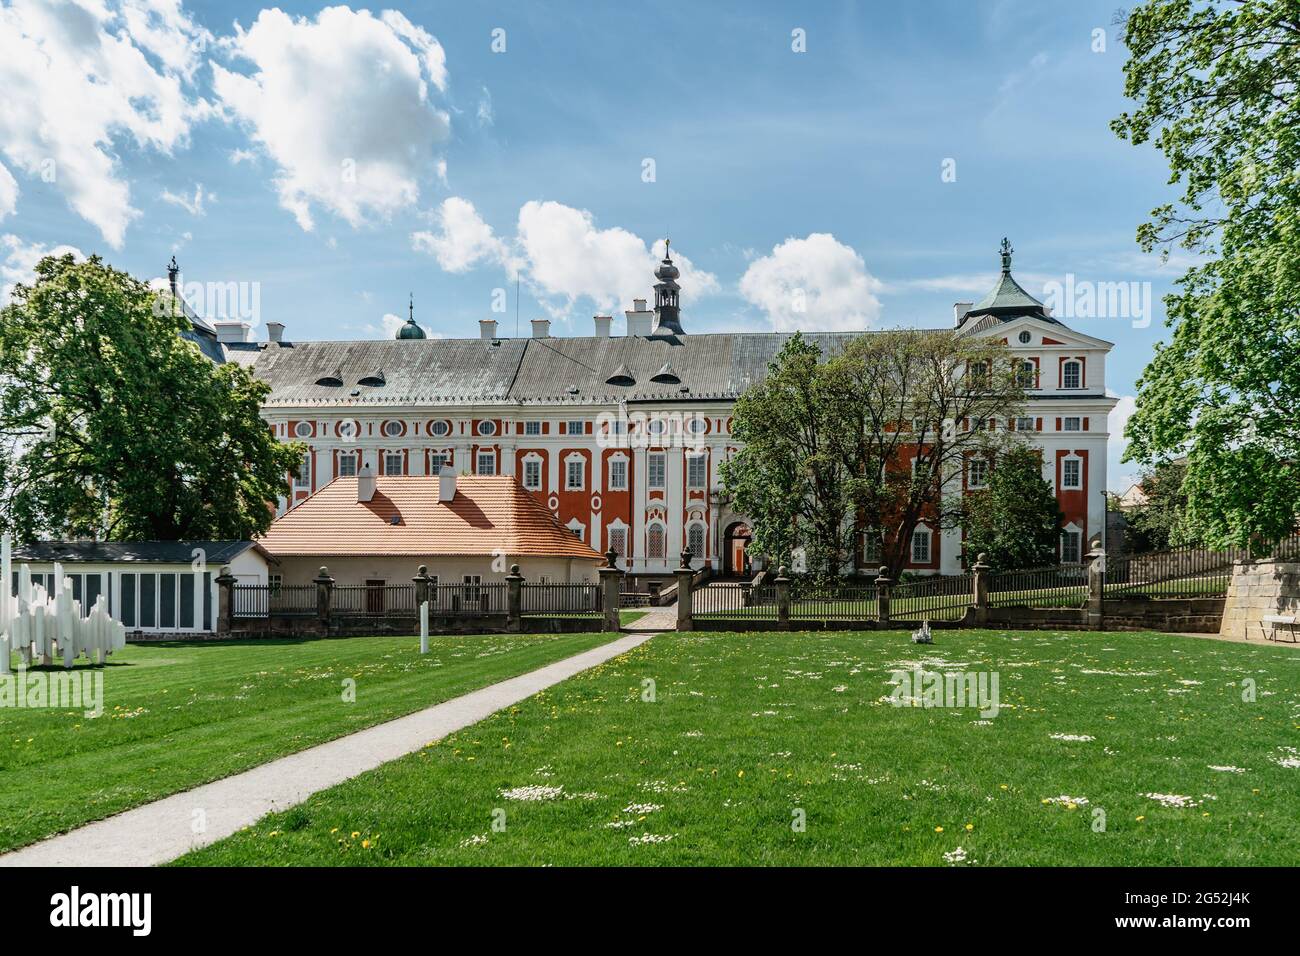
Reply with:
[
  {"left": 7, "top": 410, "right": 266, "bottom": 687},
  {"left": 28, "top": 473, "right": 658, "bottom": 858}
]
[
  {"left": 479, "top": 318, "right": 499, "bottom": 340},
  {"left": 953, "top": 302, "right": 973, "bottom": 328},
  {"left": 625, "top": 301, "right": 654, "bottom": 337},
  {"left": 213, "top": 321, "right": 251, "bottom": 344},
  {"left": 531, "top": 318, "right": 551, "bottom": 338},
  {"left": 438, "top": 464, "right": 456, "bottom": 502},
  {"left": 593, "top": 315, "right": 612, "bottom": 337},
  {"left": 357, "top": 464, "right": 376, "bottom": 503},
  {"left": 266, "top": 321, "right": 285, "bottom": 343}
]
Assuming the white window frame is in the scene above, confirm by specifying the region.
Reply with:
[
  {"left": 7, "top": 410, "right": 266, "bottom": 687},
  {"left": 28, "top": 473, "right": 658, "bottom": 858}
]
[
  {"left": 608, "top": 523, "right": 628, "bottom": 562},
  {"left": 295, "top": 453, "right": 311, "bottom": 488},
  {"left": 382, "top": 420, "right": 404, "bottom": 438},
  {"left": 524, "top": 420, "right": 542, "bottom": 436},
  {"left": 967, "top": 457, "right": 989, "bottom": 490},
  {"left": 1061, "top": 526, "right": 1083, "bottom": 564},
  {"left": 608, "top": 456, "right": 628, "bottom": 491},
  {"left": 646, "top": 522, "right": 666, "bottom": 560},
  {"left": 337, "top": 452, "right": 357, "bottom": 478},
  {"left": 522, "top": 455, "right": 543, "bottom": 490},
  {"left": 1062, "top": 416, "right": 1082, "bottom": 432},
  {"left": 686, "top": 522, "right": 706, "bottom": 562},
  {"left": 476, "top": 451, "right": 496, "bottom": 475},
  {"left": 565, "top": 455, "right": 585, "bottom": 490},
  {"left": 686, "top": 453, "right": 707, "bottom": 490},
  {"left": 294, "top": 421, "right": 313, "bottom": 439},
  {"left": 911, "top": 526, "right": 932, "bottom": 564},
  {"left": 429, "top": 452, "right": 449, "bottom": 474},
  {"left": 383, "top": 452, "right": 404, "bottom": 476},
  {"left": 648, "top": 452, "right": 666, "bottom": 490},
  {"left": 430, "top": 420, "right": 450, "bottom": 437},
  {"left": 476, "top": 420, "right": 497, "bottom": 437},
  {"left": 1015, "top": 416, "right": 1035, "bottom": 432},
  {"left": 1061, "top": 360, "right": 1082, "bottom": 390},
  {"left": 565, "top": 419, "right": 584, "bottom": 436},
  {"left": 1061, "top": 455, "right": 1083, "bottom": 490},
  {"left": 566, "top": 518, "right": 585, "bottom": 541}
]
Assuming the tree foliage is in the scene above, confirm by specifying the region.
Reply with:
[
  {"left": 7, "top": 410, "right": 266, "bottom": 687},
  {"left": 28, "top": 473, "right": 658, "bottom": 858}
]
[
  {"left": 0, "top": 254, "right": 303, "bottom": 541},
  {"left": 1122, "top": 458, "right": 1192, "bottom": 552},
  {"left": 1112, "top": 0, "right": 1300, "bottom": 548},
  {"left": 720, "top": 330, "right": 1027, "bottom": 579},
  {"left": 962, "top": 446, "right": 1064, "bottom": 571}
]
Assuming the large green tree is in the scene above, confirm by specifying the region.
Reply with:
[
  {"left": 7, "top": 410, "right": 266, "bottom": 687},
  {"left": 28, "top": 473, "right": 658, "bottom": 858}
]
[
  {"left": 0, "top": 254, "right": 303, "bottom": 541},
  {"left": 962, "top": 446, "right": 1064, "bottom": 571},
  {"left": 720, "top": 330, "right": 1027, "bottom": 579},
  {"left": 1113, "top": 0, "right": 1300, "bottom": 548},
  {"left": 1123, "top": 458, "right": 1192, "bottom": 552}
]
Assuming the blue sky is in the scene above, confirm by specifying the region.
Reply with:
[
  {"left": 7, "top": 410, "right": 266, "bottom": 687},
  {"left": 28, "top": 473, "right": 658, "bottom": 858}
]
[{"left": 0, "top": 0, "right": 1188, "bottom": 489}]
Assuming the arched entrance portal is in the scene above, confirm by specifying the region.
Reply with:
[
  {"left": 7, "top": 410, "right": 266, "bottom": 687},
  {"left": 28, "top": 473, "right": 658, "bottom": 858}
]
[{"left": 723, "top": 522, "right": 753, "bottom": 578}]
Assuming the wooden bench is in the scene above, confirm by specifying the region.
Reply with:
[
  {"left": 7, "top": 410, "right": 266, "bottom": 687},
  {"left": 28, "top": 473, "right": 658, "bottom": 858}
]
[{"left": 1259, "top": 614, "right": 1299, "bottom": 642}]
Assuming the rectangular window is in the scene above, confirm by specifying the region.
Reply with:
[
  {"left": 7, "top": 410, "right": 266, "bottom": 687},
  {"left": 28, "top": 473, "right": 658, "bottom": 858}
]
[
  {"left": 968, "top": 458, "right": 989, "bottom": 489},
  {"left": 462, "top": 575, "right": 481, "bottom": 605},
  {"left": 609, "top": 458, "right": 627, "bottom": 490},
  {"left": 1015, "top": 416, "right": 1035, "bottom": 431},
  {"left": 429, "top": 453, "right": 448, "bottom": 474},
  {"left": 863, "top": 531, "right": 881, "bottom": 565},
  {"left": 911, "top": 528, "right": 931, "bottom": 564},
  {"left": 295, "top": 453, "right": 311, "bottom": 488},
  {"left": 140, "top": 574, "right": 156, "bottom": 628},
  {"left": 524, "top": 420, "right": 541, "bottom": 436},
  {"left": 179, "top": 572, "right": 195, "bottom": 629},
  {"left": 523, "top": 459, "right": 542, "bottom": 490},
  {"left": 383, "top": 452, "right": 404, "bottom": 475},
  {"left": 1062, "top": 458, "right": 1082, "bottom": 489},
  {"left": 565, "top": 420, "right": 584, "bottom": 435},
  {"left": 160, "top": 573, "right": 176, "bottom": 629},
  {"left": 566, "top": 458, "right": 584, "bottom": 490},
  {"left": 1062, "top": 530, "right": 1082, "bottom": 564},
  {"left": 648, "top": 453, "right": 666, "bottom": 489},
  {"left": 476, "top": 452, "right": 496, "bottom": 475},
  {"left": 202, "top": 572, "right": 212, "bottom": 631},
  {"left": 121, "top": 573, "right": 136, "bottom": 628},
  {"left": 687, "top": 454, "right": 707, "bottom": 490},
  {"left": 337, "top": 453, "right": 357, "bottom": 477},
  {"left": 1062, "top": 361, "right": 1082, "bottom": 389},
  {"left": 1063, "top": 416, "right": 1082, "bottom": 432}
]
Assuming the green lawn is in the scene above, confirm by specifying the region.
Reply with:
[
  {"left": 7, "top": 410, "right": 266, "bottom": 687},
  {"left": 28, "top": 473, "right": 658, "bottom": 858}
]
[
  {"left": 178, "top": 628, "right": 1300, "bottom": 866},
  {"left": 0, "top": 631, "right": 619, "bottom": 853}
]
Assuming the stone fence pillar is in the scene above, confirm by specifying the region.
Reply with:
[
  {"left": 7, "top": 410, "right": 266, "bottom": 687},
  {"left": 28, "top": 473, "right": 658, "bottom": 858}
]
[
  {"left": 971, "top": 553, "right": 990, "bottom": 625},
  {"left": 1087, "top": 539, "right": 1105, "bottom": 630},
  {"left": 314, "top": 566, "right": 334, "bottom": 632},
  {"left": 216, "top": 567, "right": 236, "bottom": 635},
  {"left": 875, "top": 566, "right": 892, "bottom": 627},
  {"left": 774, "top": 566, "right": 791, "bottom": 630},
  {"left": 676, "top": 548, "right": 695, "bottom": 632},
  {"left": 599, "top": 548, "right": 622, "bottom": 632},
  {"left": 506, "top": 564, "right": 523, "bottom": 633}
]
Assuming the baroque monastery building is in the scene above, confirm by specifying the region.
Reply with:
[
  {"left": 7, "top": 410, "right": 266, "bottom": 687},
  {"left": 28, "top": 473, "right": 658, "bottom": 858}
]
[{"left": 208, "top": 242, "right": 1115, "bottom": 584}]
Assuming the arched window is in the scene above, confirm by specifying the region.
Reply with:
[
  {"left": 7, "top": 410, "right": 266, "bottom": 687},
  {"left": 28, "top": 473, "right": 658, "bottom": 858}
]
[
  {"left": 1061, "top": 360, "right": 1082, "bottom": 389},
  {"left": 646, "top": 523, "right": 666, "bottom": 559},
  {"left": 687, "top": 523, "right": 706, "bottom": 561}
]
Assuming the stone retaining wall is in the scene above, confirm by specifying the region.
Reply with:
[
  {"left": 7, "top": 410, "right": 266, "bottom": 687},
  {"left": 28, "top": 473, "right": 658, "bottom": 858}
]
[{"left": 1220, "top": 559, "right": 1300, "bottom": 639}]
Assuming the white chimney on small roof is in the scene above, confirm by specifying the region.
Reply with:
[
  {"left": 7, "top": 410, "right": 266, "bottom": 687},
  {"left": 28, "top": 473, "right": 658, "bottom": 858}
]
[
  {"left": 438, "top": 465, "right": 457, "bottom": 503},
  {"left": 357, "top": 464, "right": 376, "bottom": 503},
  {"left": 625, "top": 301, "right": 653, "bottom": 337},
  {"left": 593, "top": 315, "right": 612, "bottom": 337},
  {"left": 953, "top": 302, "right": 973, "bottom": 328},
  {"left": 531, "top": 318, "right": 550, "bottom": 338},
  {"left": 479, "top": 318, "right": 498, "bottom": 340},
  {"left": 266, "top": 321, "right": 285, "bottom": 343},
  {"left": 213, "top": 321, "right": 251, "bottom": 344},
  {"left": 633, "top": 298, "right": 647, "bottom": 312}
]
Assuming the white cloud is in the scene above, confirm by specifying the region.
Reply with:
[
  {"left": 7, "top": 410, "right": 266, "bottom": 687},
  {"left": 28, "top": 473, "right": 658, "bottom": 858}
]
[
  {"left": 228, "top": 148, "right": 257, "bottom": 165},
  {"left": 160, "top": 182, "right": 210, "bottom": 216},
  {"left": 739, "top": 233, "right": 882, "bottom": 331},
  {"left": 476, "top": 86, "right": 494, "bottom": 126},
  {"left": 1, "top": 234, "right": 84, "bottom": 305},
  {"left": 379, "top": 312, "right": 406, "bottom": 337},
  {"left": 0, "top": 0, "right": 211, "bottom": 247},
  {"left": 0, "top": 162, "right": 17, "bottom": 222},
  {"left": 212, "top": 6, "right": 451, "bottom": 231},
  {"left": 411, "top": 197, "right": 510, "bottom": 274},
  {"left": 1107, "top": 391, "right": 1139, "bottom": 492},
  {"left": 410, "top": 197, "right": 719, "bottom": 319}
]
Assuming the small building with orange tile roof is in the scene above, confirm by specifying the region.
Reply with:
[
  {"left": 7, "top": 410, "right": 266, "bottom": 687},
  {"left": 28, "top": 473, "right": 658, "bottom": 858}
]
[{"left": 257, "top": 468, "right": 604, "bottom": 588}]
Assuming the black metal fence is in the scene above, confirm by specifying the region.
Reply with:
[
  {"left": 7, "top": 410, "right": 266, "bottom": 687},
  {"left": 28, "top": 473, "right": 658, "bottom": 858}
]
[
  {"left": 1106, "top": 546, "right": 1239, "bottom": 599},
  {"left": 232, "top": 584, "right": 316, "bottom": 618},
  {"left": 890, "top": 573, "right": 973, "bottom": 621},
  {"left": 333, "top": 584, "right": 418, "bottom": 616},
  {"left": 428, "top": 582, "right": 507, "bottom": 615},
  {"left": 789, "top": 580, "right": 877, "bottom": 621},
  {"left": 694, "top": 582, "right": 779, "bottom": 620},
  {"left": 988, "top": 565, "right": 1088, "bottom": 608},
  {"left": 521, "top": 582, "right": 601, "bottom": 618}
]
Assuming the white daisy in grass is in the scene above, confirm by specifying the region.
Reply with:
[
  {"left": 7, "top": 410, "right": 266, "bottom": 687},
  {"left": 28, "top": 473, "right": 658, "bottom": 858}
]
[
  {"left": 1049, "top": 733, "right": 1096, "bottom": 742},
  {"left": 1079, "top": 668, "right": 1159, "bottom": 677},
  {"left": 1177, "top": 679, "right": 1203, "bottom": 686},
  {"left": 1042, "top": 795, "right": 1089, "bottom": 807},
  {"left": 628, "top": 832, "right": 675, "bottom": 846},
  {"left": 682, "top": 730, "right": 703, "bottom": 738},
  {"left": 1208, "top": 765, "right": 1246, "bottom": 773},
  {"left": 564, "top": 791, "right": 601, "bottom": 801},
  {"left": 943, "top": 846, "right": 972, "bottom": 865},
  {"left": 1273, "top": 747, "right": 1300, "bottom": 769},
  {"left": 623, "top": 803, "right": 663, "bottom": 814},
  {"left": 500, "top": 785, "right": 564, "bottom": 802},
  {"left": 832, "top": 685, "right": 848, "bottom": 693},
  {"left": 603, "top": 819, "right": 636, "bottom": 829},
  {"left": 458, "top": 833, "right": 489, "bottom": 848},
  {"left": 1144, "top": 793, "right": 1204, "bottom": 809}
]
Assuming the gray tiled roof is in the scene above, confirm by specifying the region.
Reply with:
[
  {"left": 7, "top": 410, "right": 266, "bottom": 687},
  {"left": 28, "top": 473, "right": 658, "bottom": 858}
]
[{"left": 245, "top": 331, "right": 939, "bottom": 407}]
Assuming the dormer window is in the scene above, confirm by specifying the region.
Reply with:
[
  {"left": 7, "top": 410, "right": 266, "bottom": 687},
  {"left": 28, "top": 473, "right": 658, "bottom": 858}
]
[
  {"left": 358, "top": 372, "right": 386, "bottom": 387},
  {"left": 314, "top": 370, "right": 344, "bottom": 387},
  {"left": 650, "top": 363, "right": 681, "bottom": 385},
  {"left": 605, "top": 365, "right": 636, "bottom": 386}
]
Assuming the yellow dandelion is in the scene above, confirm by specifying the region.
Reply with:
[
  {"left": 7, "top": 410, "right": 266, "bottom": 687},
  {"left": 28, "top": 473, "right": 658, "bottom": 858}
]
[
  {"left": 999, "top": 784, "right": 1008, "bottom": 790},
  {"left": 361, "top": 839, "right": 371, "bottom": 849},
  {"left": 351, "top": 831, "right": 360, "bottom": 839},
  {"left": 738, "top": 770, "right": 745, "bottom": 778},
  {"left": 934, "top": 826, "right": 943, "bottom": 833},
  {"left": 965, "top": 823, "right": 974, "bottom": 831},
  {"left": 1135, "top": 815, "right": 1145, "bottom": 822}
]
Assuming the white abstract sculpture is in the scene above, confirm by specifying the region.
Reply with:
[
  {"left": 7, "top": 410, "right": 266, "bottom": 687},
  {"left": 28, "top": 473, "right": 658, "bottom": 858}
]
[
  {"left": 911, "top": 620, "right": 933, "bottom": 644},
  {"left": 1, "top": 534, "right": 126, "bottom": 672}
]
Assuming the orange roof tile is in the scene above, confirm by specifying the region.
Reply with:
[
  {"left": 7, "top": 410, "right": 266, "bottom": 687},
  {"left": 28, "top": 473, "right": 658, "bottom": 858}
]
[{"left": 257, "top": 475, "right": 605, "bottom": 561}]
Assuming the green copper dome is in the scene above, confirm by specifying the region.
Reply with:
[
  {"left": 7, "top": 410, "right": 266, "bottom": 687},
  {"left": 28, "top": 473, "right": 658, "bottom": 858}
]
[
  {"left": 965, "top": 238, "right": 1047, "bottom": 319},
  {"left": 396, "top": 317, "right": 426, "bottom": 339}
]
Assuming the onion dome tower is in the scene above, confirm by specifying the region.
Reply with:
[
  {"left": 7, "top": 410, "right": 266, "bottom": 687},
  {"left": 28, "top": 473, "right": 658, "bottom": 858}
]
[
  {"left": 396, "top": 292, "right": 427, "bottom": 339},
  {"left": 651, "top": 239, "right": 684, "bottom": 335}
]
